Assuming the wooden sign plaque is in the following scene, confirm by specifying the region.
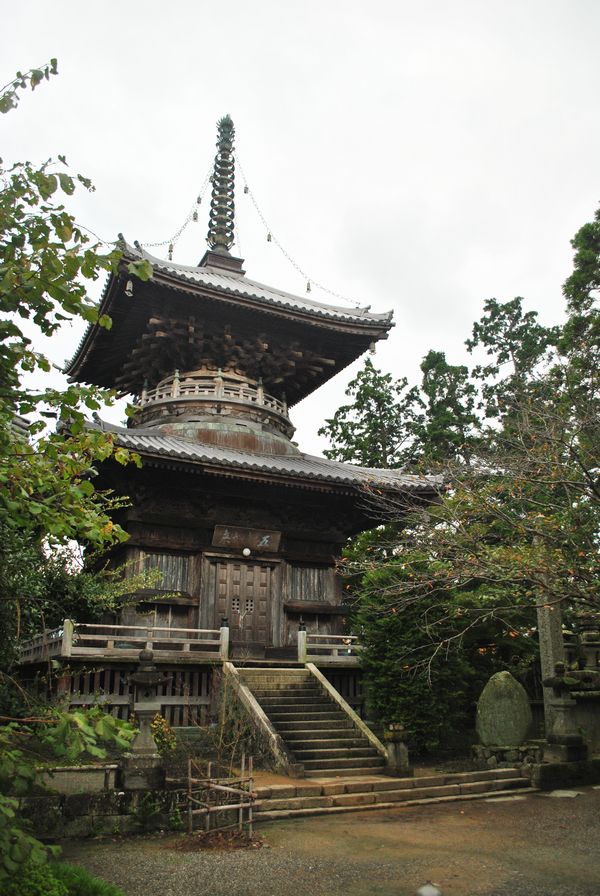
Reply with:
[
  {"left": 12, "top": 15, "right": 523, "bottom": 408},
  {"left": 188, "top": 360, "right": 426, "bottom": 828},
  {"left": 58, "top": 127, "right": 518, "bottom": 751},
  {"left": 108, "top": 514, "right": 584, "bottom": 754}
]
[{"left": 212, "top": 525, "right": 281, "bottom": 552}]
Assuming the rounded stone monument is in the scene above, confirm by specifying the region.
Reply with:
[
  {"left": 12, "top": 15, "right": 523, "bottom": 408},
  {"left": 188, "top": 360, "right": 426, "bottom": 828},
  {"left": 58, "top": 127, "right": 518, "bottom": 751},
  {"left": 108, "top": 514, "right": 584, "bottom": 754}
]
[{"left": 476, "top": 670, "right": 533, "bottom": 747}]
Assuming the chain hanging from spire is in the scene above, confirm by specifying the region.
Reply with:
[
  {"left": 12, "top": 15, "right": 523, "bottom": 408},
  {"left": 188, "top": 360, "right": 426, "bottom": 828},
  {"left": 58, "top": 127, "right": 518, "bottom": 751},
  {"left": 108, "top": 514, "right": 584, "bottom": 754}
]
[{"left": 206, "top": 115, "right": 236, "bottom": 254}]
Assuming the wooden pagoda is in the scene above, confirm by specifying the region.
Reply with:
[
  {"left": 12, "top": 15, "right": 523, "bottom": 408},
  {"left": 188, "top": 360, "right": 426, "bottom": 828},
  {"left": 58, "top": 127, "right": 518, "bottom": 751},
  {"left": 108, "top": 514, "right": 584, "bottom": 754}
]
[{"left": 21, "top": 117, "right": 437, "bottom": 730}]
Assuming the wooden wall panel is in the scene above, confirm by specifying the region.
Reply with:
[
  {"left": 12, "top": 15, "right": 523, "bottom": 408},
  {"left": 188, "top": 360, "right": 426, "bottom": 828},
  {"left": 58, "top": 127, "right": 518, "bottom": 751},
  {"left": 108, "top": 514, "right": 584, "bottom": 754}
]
[
  {"left": 288, "top": 565, "right": 335, "bottom": 603},
  {"left": 132, "top": 549, "right": 192, "bottom": 593}
]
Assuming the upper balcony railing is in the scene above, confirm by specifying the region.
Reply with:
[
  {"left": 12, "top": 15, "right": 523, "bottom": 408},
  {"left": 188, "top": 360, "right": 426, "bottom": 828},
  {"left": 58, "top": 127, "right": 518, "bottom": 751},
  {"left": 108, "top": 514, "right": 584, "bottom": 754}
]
[{"left": 137, "top": 369, "right": 289, "bottom": 418}]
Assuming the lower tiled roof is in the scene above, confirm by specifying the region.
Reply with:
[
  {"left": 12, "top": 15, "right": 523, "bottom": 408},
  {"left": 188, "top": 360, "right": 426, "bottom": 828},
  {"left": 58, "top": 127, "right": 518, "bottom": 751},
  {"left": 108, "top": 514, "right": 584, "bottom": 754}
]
[{"left": 103, "top": 423, "right": 438, "bottom": 493}]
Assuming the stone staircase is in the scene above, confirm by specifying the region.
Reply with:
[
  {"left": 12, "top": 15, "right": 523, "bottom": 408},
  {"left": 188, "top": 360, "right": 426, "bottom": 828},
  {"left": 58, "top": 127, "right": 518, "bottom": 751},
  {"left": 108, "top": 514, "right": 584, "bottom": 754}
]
[
  {"left": 237, "top": 667, "right": 386, "bottom": 777},
  {"left": 253, "top": 768, "right": 536, "bottom": 821}
]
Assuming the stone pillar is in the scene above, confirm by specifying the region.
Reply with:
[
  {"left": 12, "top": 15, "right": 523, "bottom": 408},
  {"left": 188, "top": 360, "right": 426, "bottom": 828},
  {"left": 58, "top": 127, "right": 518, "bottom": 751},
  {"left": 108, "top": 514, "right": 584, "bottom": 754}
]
[
  {"left": 384, "top": 723, "right": 411, "bottom": 776},
  {"left": 537, "top": 598, "right": 566, "bottom": 733}
]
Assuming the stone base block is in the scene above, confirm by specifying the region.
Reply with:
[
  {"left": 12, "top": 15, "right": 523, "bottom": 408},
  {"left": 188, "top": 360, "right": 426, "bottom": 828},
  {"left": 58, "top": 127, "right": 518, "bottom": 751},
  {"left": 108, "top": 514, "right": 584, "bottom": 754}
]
[
  {"left": 531, "top": 757, "right": 600, "bottom": 790},
  {"left": 472, "top": 741, "right": 544, "bottom": 769},
  {"left": 120, "top": 756, "right": 165, "bottom": 791}
]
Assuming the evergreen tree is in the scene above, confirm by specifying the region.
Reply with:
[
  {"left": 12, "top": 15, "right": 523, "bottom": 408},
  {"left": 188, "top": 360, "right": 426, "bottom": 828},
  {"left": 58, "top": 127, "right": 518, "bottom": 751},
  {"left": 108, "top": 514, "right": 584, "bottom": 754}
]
[{"left": 318, "top": 358, "right": 423, "bottom": 467}]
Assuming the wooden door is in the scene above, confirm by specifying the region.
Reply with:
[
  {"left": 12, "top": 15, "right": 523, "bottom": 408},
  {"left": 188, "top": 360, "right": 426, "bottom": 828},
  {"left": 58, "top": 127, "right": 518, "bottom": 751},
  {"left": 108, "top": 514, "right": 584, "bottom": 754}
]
[{"left": 212, "top": 560, "right": 272, "bottom": 648}]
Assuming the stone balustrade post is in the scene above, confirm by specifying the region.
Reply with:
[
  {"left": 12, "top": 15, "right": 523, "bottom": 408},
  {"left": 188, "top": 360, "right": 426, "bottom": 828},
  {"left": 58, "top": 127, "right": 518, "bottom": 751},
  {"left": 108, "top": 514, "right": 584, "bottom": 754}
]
[
  {"left": 61, "top": 619, "right": 74, "bottom": 658},
  {"left": 219, "top": 619, "right": 230, "bottom": 660},
  {"left": 297, "top": 624, "right": 307, "bottom": 663}
]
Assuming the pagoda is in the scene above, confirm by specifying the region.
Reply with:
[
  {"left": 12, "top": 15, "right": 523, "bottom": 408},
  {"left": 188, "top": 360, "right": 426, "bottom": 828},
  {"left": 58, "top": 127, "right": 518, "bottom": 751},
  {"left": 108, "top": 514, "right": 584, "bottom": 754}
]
[{"left": 27, "top": 117, "right": 438, "bottom": 729}]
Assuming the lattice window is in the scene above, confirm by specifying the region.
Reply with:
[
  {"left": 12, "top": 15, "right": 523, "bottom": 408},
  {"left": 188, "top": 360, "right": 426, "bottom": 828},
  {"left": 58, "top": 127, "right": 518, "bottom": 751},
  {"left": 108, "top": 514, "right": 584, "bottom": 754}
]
[
  {"left": 231, "top": 596, "right": 241, "bottom": 613},
  {"left": 245, "top": 598, "right": 254, "bottom": 613}
]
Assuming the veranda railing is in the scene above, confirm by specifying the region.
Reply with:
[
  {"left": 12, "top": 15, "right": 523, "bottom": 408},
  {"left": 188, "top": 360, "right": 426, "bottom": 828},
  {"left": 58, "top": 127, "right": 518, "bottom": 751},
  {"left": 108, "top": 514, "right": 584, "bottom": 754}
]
[{"left": 19, "top": 619, "right": 229, "bottom": 664}]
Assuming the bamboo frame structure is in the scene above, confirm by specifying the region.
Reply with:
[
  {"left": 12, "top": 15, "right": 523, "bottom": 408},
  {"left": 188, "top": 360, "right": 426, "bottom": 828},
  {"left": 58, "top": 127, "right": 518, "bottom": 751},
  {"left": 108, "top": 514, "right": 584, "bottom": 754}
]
[{"left": 186, "top": 754, "right": 255, "bottom": 836}]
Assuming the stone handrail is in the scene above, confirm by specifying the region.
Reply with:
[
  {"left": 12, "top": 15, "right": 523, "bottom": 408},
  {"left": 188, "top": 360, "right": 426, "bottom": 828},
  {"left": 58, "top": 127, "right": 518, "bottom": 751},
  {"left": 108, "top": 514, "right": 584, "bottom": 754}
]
[{"left": 305, "top": 663, "right": 388, "bottom": 760}]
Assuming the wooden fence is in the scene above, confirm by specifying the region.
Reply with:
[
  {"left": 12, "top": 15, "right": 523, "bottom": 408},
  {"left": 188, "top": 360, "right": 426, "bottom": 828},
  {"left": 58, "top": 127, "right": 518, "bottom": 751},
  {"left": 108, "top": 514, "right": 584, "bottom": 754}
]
[{"left": 58, "top": 665, "right": 213, "bottom": 726}]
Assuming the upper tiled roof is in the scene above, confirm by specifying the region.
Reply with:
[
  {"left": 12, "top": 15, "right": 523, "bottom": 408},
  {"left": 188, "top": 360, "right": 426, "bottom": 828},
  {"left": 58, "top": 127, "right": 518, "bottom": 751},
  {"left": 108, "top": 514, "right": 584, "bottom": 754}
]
[{"left": 126, "top": 243, "right": 393, "bottom": 326}]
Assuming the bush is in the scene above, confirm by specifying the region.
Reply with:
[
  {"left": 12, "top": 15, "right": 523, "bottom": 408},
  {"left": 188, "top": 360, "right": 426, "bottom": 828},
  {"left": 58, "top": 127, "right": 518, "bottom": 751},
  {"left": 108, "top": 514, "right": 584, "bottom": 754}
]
[
  {"left": 3, "top": 863, "right": 68, "bottom": 896},
  {"left": 52, "top": 863, "right": 126, "bottom": 896},
  {"left": 3, "top": 862, "right": 126, "bottom": 896}
]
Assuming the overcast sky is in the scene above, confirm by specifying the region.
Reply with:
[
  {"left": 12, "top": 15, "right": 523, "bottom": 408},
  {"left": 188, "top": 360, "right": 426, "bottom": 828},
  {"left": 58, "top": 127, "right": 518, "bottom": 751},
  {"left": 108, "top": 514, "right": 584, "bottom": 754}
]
[{"left": 4, "top": 0, "right": 600, "bottom": 455}]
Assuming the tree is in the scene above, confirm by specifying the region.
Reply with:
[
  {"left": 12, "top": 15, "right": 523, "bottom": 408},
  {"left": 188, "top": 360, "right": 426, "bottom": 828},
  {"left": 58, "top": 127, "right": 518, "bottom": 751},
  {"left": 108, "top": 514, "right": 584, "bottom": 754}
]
[
  {"left": 319, "top": 358, "right": 423, "bottom": 467},
  {"left": 319, "top": 352, "right": 480, "bottom": 470},
  {"left": 0, "top": 62, "right": 149, "bottom": 880},
  {"left": 0, "top": 61, "right": 156, "bottom": 666},
  {"left": 335, "top": 213, "right": 599, "bottom": 750},
  {"left": 415, "top": 349, "right": 479, "bottom": 463}
]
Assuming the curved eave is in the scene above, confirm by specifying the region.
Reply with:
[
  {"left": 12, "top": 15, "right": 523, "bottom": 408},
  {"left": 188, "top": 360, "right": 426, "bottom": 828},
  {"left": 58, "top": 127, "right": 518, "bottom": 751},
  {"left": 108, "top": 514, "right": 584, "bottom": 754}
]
[{"left": 66, "top": 247, "right": 394, "bottom": 392}]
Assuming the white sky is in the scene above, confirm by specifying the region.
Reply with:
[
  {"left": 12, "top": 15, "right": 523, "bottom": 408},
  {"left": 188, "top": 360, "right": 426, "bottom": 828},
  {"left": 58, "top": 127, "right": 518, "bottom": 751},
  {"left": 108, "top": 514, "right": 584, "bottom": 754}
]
[{"left": 4, "top": 0, "right": 600, "bottom": 455}]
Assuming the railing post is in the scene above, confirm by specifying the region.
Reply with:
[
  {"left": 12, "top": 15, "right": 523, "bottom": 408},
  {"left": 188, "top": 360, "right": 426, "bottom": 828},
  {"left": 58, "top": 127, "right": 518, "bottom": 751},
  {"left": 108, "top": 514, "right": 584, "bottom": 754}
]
[
  {"left": 297, "top": 620, "right": 307, "bottom": 663},
  {"left": 146, "top": 629, "right": 153, "bottom": 650},
  {"left": 141, "top": 378, "right": 148, "bottom": 404},
  {"left": 214, "top": 369, "right": 224, "bottom": 399},
  {"left": 172, "top": 368, "right": 180, "bottom": 398},
  {"left": 61, "top": 619, "right": 74, "bottom": 658},
  {"left": 219, "top": 618, "right": 230, "bottom": 660},
  {"left": 257, "top": 377, "right": 265, "bottom": 405}
]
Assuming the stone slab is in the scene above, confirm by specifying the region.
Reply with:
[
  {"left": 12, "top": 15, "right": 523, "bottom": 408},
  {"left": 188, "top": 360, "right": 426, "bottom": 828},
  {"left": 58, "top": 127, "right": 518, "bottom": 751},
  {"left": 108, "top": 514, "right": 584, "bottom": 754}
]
[
  {"left": 320, "top": 782, "right": 347, "bottom": 796},
  {"left": 459, "top": 781, "right": 491, "bottom": 794},
  {"left": 332, "top": 792, "right": 377, "bottom": 807},
  {"left": 345, "top": 781, "right": 374, "bottom": 794},
  {"left": 401, "top": 785, "right": 458, "bottom": 801},
  {"left": 294, "top": 784, "right": 323, "bottom": 797},
  {"left": 543, "top": 789, "right": 583, "bottom": 798}
]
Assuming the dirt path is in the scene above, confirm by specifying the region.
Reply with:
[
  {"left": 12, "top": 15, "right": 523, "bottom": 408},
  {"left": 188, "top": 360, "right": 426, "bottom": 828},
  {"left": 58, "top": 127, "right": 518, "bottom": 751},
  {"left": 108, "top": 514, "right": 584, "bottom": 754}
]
[{"left": 62, "top": 787, "right": 600, "bottom": 896}]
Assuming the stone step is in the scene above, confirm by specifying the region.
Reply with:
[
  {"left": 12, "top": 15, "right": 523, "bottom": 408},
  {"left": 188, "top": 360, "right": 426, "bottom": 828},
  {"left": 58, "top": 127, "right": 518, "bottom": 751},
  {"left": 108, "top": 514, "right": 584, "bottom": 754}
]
[
  {"left": 304, "top": 765, "right": 387, "bottom": 778},
  {"left": 250, "top": 688, "right": 322, "bottom": 698},
  {"left": 284, "top": 737, "right": 368, "bottom": 750},
  {"left": 257, "top": 694, "right": 334, "bottom": 706},
  {"left": 275, "top": 720, "right": 355, "bottom": 733},
  {"left": 255, "top": 782, "right": 538, "bottom": 820},
  {"left": 302, "top": 756, "right": 386, "bottom": 771},
  {"left": 268, "top": 711, "right": 347, "bottom": 723},
  {"left": 253, "top": 770, "right": 530, "bottom": 800},
  {"left": 293, "top": 746, "right": 379, "bottom": 760}
]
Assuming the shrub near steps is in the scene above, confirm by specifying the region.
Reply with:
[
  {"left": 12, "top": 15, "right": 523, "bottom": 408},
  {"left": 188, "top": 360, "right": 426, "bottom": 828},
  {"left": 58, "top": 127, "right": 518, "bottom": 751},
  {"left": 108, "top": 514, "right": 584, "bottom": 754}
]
[{"left": 254, "top": 768, "right": 536, "bottom": 820}]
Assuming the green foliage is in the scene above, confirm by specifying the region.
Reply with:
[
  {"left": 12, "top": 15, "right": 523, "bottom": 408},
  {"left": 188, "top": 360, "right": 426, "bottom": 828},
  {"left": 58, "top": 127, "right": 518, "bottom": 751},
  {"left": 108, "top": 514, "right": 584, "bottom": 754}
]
[
  {"left": 132, "top": 793, "right": 161, "bottom": 831},
  {"left": 0, "top": 709, "right": 135, "bottom": 880},
  {"left": 52, "top": 863, "right": 126, "bottom": 896},
  {"left": 0, "top": 60, "right": 58, "bottom": 114},
  {"left": 2, "top": 861, "right": 126, "bottom": 896},
  {"left": 3, "top": 862, "right": 68, "bottom": 896},
  {"left": 0, "top": 58, "right": 150, "bottom": 551},
  {"left": 334, "top": 208, "right": 599, "bottom": 749},
  {"left": 416, "top": 350, "right": 479, "bottom": 462},
  {"left": 319, "top": 358, "right": 423, "bottom": 467},
  {"left": 149, "top": 713, "right": 177, "bottom": 756},
  {"left": 466, "top": 297, "right": 560, "bottom": 421},
  {"left": 0, "top": 62, "right": 156, "bottom": 671}
]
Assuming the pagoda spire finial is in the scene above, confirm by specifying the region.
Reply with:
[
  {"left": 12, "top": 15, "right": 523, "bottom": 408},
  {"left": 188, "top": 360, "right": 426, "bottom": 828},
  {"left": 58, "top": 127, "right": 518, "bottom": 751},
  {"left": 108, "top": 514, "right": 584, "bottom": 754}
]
[{"left": 207, "top": 115, "right": 235, "bottom": 255}]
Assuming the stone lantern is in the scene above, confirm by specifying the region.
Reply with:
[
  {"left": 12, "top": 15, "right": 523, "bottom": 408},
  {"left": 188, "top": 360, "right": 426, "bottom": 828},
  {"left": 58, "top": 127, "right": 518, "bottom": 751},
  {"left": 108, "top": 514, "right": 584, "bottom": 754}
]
[{"left": 120, "top": 649, "right": 170, "bottom": 790}]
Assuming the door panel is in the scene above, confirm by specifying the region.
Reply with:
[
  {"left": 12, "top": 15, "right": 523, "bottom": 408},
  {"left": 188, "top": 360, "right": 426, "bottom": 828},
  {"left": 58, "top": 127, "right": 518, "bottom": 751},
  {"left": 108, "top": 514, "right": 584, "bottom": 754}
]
[{"left": 212, "top": 560, "right": 272, "bottom": 646}]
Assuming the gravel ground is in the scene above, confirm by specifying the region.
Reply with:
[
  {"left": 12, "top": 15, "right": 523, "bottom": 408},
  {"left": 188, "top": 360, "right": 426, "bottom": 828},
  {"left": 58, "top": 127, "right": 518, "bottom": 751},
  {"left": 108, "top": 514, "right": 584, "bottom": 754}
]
[{"left": 61, "top": 787, "right": 600, "bottom": 896}]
